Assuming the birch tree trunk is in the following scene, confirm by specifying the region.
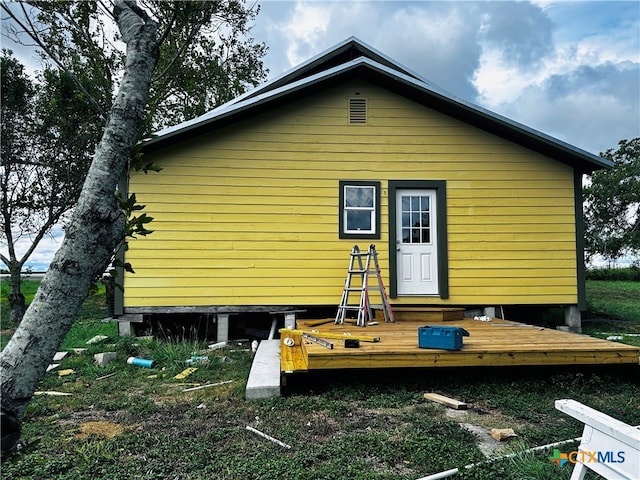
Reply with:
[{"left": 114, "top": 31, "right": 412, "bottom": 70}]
[{"left": 0, "top": 0, "right": 159, "bottom": 452}]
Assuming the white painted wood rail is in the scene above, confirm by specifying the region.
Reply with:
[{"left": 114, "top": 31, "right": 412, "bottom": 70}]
[{"left": 555, "top": 399, "right": 640, "bottom": 480}]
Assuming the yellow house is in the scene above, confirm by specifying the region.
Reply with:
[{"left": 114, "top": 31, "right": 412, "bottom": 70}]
[{"left": 116, "top": 38, "right": 611, "bottom": 339}]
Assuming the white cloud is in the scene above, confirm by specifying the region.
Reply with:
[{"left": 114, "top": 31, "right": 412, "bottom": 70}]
[
  {"left": 390, "top": 5, "right": 466, "bottom": 48},
  {"left": 471, "top": 2, "right": 639, "bottom": 154},
  {"left": 473, "top": 48, "right": 532, "bottom": 105},
  {"left": 23, "top": 238, "right": 62, "bottom": 271},
  {"left": 277, "top": 2, "right": 333, "bottom": 66},
  {"left": 263, "top": 2, "right": 486, "bottom": 99},
  {"left": 1, "top": 225, "right": 64, "bottom": 272},
  {"left": 373, "top": 4, "right": 483, "bottom": 99},
  {"left": 474, "top": 42, "right": 593, "bottom": 108},
  {"left": 507, "top": 87, "right": 636, "bottom": 153}
]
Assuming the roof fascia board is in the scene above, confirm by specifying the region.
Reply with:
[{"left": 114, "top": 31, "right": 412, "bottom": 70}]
[
  {"left": 145, "top": 56, "right": 611, "bottom": 171},
  {"left": 246, "top": 36, "right": 429, "bottom": 96}
]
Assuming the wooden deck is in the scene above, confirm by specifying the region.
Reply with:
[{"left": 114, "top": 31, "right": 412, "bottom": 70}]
[{"left": 280, "top": 318, "right": 640, "bottom": 373}]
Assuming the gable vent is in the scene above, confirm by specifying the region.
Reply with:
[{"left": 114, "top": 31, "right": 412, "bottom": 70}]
[{"left": 349, "top": 98, "right": 367, "bottom": 124}]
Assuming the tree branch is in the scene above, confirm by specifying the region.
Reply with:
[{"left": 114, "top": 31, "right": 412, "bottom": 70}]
[
  {"left": 156, "top": 2, "right": 178, "bottom": 48},
  {"left": 16, "top": 212, "right": 62, "bottom": 267},
  {"left": 0, "top": 2, "right": 107, "bottom": 119}
]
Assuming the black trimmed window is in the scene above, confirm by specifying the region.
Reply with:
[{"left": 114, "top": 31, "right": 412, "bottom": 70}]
[{"left": 339, "top": 181, "right": 380, "bottom": 239}]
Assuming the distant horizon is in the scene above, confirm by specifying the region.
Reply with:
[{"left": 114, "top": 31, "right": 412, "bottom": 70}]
[{"left": 2, "top": 258, "right": 636, "bottom": 276}]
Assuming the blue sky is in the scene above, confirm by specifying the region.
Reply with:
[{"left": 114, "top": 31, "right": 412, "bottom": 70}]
[{"left": 2, "top": 0, "right": 639, "bottom": 271}]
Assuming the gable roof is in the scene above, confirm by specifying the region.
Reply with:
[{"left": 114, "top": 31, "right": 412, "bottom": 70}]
[{"left": 144, "top": 37, "right": 611, "bottom": 173}]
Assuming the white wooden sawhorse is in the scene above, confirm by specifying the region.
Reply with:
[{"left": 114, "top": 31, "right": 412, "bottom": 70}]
[{"left": 555, "top": 399, "right": 640, "bottom": 480}]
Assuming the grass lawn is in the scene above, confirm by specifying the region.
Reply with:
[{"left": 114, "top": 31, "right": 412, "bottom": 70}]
[
  {"left": 0, "top": 280, "right": 114, "bottom": 351},
  {"left": 1, "top": 279, "right": 638, "bottom": 479},
  {"left": 583, "top": 280, "right": 640, "bottom": 347}
]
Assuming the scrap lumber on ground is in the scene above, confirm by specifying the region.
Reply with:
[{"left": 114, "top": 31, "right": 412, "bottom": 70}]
[{"left": 424, "top": 392, "right": 468, "bottom": 410}]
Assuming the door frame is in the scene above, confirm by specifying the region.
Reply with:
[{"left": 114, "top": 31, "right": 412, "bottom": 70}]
[{"left": 388, "top": 180, "right": 449, "bottom": 299}]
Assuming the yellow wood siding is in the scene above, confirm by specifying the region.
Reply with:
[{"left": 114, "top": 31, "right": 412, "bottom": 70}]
[{"left": 125, "top": 80, "right": 578, "bottom": 308}]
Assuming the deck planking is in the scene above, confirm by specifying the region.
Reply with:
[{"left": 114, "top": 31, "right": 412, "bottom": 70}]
[{"left": 280, "top": 318, "right": 640, "bottom": 372}]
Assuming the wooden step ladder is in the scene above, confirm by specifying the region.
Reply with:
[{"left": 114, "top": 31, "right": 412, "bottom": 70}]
[{"left": 335, "top": 244, "right": 394, "bottom": 327}]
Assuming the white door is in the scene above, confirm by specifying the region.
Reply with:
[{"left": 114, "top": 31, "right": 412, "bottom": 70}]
[{"left": 396, "top": 189, "right": 438, "bottom": 295}]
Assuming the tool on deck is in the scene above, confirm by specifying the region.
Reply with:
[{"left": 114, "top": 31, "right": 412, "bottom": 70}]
[
  {"left": 335, "top": 244, "right": 394, "bottom": 327},
  {"left": 302, "top": 332, "right": 334, "bottom": 349},
  {"left": 279, "top": 328, "right": 380, "bottom": 343},
  {"left": 344, "top": 339, "right": 360, "bottom": 348}
]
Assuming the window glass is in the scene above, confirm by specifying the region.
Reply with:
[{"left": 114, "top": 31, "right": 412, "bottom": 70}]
[
  {"left": 400, "top": 193, "right": 432, "bottom": 244},
  {"left": 341, "top": 183, "right": 378, "bottom": 237},
  {"left": 346, "top": 210, "right": 372, "bottom": 231},
  {"left": 345, "top": 186, "right": 374, "bottom": 208}
]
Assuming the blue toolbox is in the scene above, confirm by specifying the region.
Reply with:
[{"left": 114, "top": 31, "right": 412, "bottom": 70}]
[{"left": 418, "top": 326, "right": 470, "bottom": 350}]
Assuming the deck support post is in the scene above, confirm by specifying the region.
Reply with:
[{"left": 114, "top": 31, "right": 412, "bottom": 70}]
[
  {"left": 284, "top": 312, "right": 296, "bottom": 329},
  {"left": 118, "top": 322, "right": 133, "bottom": 336},
  {"left": 483, "top": 307, "right": 496, "bottom": 318},
  {"left": 563, "top": 305, "right": 581, "bottom": 333},
  {"left": 217, "top": 313, "right": 229, "bottom": 343},
  {"left": 116, "top": 314, "right": 143, "bottom": 337},
  {"left": 270, "top": 309, "right": 305, "bottom": 329}
]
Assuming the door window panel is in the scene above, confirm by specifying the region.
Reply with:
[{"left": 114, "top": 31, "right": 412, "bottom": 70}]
[{"left": 401, "top": 194, "right": 432, "bottom": 244}]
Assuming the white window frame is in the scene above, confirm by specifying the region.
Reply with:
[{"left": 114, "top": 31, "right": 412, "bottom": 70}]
[{"left": 339, "top": 181, "right": 380, "bottom": 239}]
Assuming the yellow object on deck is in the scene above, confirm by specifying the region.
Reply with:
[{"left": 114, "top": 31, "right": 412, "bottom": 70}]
[
  {"left": 279, "top": 328, "right": 380, "bottom": 343},
  {"left": 280, "top": 332, "right": 309, "bottom": 373}
]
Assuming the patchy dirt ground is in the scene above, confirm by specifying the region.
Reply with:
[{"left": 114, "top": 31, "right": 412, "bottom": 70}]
[
  {"left": 445, "top": 404, "right": 528, "bottom": 455},
  {"left": 76, "top": 421, "right": 124, "bottom": 439}
]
